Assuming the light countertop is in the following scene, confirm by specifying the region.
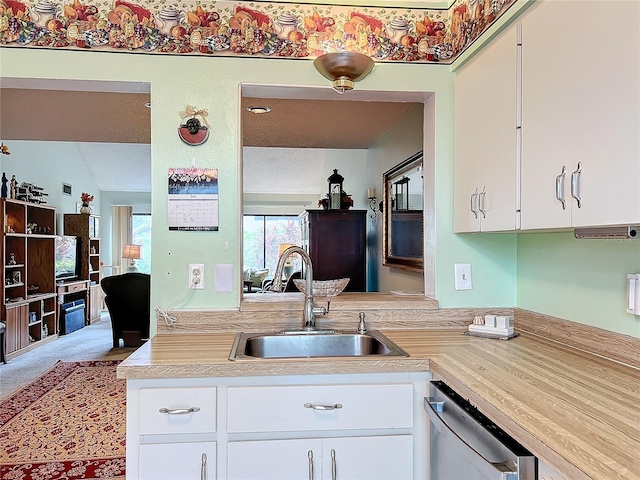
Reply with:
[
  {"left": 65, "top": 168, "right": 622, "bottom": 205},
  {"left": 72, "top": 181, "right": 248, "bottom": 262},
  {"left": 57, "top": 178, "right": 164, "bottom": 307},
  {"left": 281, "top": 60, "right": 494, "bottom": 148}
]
[{"left": 118, "top": 328, "right": 639, "bottom": 480}]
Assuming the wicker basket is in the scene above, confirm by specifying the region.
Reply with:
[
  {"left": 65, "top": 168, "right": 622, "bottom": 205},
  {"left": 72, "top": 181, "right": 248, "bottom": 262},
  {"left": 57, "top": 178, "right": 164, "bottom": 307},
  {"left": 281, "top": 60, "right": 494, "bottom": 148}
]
[{"left": 293, "top": 278, "right": 350, "bottom": 297}]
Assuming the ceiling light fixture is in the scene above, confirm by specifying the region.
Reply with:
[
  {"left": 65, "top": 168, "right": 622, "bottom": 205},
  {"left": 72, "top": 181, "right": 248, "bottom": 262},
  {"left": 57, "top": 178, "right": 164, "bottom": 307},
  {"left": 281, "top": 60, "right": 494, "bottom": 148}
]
[
  {"left": 247, "top": 106, "right": 271, "bottom": 114},
  {"left": 313, "top": 51, "right": 375, "bottom": 94}
]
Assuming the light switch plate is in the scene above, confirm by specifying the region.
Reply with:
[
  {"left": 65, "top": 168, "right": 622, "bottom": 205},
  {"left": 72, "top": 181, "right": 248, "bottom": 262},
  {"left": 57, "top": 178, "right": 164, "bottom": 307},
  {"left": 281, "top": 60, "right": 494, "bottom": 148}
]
[{"left": 454, "top": 263, "right": 472, "bottom": 291}]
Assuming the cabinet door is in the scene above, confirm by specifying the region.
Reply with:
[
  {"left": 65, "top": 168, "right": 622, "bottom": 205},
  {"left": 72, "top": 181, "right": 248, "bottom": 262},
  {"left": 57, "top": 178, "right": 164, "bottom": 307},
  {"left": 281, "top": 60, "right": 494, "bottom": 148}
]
[
  {"left": 322, "top": 435, "right": 413, "bottom": 480},
  {"left": 520, "top": 0, "right": 575, "bottom": 229},
  {"left": 228, "top": 439, "right": 322, "bottom": 480},
  {"left": 5, "top": 304, "right": 29, "bottom": 352},
  {"left": 454, "top": 23, "right": 519, "bottom": 233},
  {"left": 89, "top": 284, "right": 102, "bottom": 322},
  {"left": 568, "top": 0, "right": 639, "bottom": 227},
  {"left": 521, "top": 0, "right": 640, "bottom": 229},
  {"left": 139, "top": 442, "right": 216, "bottom": 480}
]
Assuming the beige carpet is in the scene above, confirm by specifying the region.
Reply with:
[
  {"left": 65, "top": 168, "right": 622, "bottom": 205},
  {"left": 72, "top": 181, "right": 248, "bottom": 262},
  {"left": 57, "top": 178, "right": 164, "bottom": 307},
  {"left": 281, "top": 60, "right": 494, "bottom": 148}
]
[{"left": 0, "top": 314, "right": 136, "bottom": 400}]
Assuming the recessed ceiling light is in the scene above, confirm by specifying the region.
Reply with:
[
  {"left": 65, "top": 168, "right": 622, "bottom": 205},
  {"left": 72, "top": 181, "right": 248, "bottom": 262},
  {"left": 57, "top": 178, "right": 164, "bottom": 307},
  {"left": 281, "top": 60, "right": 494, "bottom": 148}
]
[{"left": 247, "top": 106, "right": 271, "bottom": 114}]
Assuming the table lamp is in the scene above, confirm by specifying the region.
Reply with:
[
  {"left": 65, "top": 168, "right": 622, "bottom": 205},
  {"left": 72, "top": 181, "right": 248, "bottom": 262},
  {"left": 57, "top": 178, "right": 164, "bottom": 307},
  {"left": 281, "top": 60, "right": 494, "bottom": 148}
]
[
  {"left": 122, "top": 244, "right": 141, "bottom": 272},
  {"left": 278, "top": 243, "right": 296, "bottom": 279}
]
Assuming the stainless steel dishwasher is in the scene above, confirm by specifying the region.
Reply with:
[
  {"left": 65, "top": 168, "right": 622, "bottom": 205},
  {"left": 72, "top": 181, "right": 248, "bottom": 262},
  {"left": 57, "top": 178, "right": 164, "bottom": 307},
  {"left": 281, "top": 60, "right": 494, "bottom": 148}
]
[{"left": 425, "top": 380, "right": 537, "bottom": 480}]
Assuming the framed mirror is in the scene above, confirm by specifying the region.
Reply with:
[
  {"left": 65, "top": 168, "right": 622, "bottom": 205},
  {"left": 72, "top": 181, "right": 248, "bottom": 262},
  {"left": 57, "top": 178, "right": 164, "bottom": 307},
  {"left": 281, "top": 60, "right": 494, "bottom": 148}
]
[{"left": 382, "top": 151, "right": 424, "bottom": 272}]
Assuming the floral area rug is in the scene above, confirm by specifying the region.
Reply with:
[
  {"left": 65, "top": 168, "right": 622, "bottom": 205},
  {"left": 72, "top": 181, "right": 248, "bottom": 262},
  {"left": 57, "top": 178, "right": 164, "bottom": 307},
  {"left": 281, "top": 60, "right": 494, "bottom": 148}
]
[{"left": 0, "top": 361, "right": 125, "bottom": 480}]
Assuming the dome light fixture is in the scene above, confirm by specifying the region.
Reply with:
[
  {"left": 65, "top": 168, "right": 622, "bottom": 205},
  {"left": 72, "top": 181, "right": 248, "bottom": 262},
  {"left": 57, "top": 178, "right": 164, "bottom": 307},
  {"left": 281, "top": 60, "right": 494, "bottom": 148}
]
[
  {"left": 313, "top": 51, "right": 375, "bottom": 94},
  {"left": 246, "top": 106, "right": 271, "bottom": 114}
]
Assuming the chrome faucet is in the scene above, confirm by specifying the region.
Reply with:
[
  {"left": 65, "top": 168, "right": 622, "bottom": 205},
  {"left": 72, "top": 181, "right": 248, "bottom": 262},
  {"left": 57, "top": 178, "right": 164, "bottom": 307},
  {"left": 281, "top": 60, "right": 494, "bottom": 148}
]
[{"left": 270, "top": 245, "right": 327, "bottom": 331}]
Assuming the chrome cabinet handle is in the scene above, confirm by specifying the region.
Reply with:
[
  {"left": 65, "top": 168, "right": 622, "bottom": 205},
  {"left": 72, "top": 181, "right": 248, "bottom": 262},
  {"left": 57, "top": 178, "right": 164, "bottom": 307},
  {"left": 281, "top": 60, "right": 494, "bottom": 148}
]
[
  {"left": 158, "top": 406, "right": 201, "bottom": 415},
  {"left": 331, "top": 449, "right": 337, "bottom": 480},
  {"left": 478, "top": 186, "right": 487, "bottom": 218},
  {"left": 470, "top": 188, "right": 479, "bottom": 219},
  {"left": 201, "top": 453, "right": 207, "bottom": 480},
  {"left": 571, "top": 162, "right": 582, "bottom": 208},
  {"left": 555, "top": 166, "right": 567, "bottom": 210},
  {"left": 304, "top": 403, "right": 343, "bottom": 411},
  {"left": 308, "top": 450, "right": 314, "bottom": 480}
]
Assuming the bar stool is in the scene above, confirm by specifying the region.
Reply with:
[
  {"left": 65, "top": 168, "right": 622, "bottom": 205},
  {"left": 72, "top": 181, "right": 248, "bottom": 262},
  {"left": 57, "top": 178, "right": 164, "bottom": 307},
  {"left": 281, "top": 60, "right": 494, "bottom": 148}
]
[{"left": 0, "top": 321, "right": 6, "bottom": 363}]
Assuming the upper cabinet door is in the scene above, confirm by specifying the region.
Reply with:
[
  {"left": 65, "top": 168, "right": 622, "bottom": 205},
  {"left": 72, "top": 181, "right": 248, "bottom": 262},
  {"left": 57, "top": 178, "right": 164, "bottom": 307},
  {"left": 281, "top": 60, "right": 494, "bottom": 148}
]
[
  {"left": 569, "top": 1, "right": 640, "bottom": 227},
  {"left": 521, "top": 0, "right": 640, "bottom": 229},
  {"left": 454, "top": 23, "right": 519, "bottom": 233}
]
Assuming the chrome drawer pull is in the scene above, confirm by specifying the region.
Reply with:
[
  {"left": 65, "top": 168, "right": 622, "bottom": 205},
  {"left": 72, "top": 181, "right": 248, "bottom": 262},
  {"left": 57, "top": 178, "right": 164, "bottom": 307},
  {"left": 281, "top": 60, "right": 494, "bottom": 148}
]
[
  {"left": 555, "top": 166, "right": 567, "bottom": 210},
  {"left": 570, "top": 162, "right": 582, "bottom": 208},
  {"left": 304, "top": 402, "right": 343, "bottom": 411},
  {"left": 478, "top": 186, "right": 487, "bottom": 218},
  {"left": 201, "top": 453, "right": 207, "bottom": 480},
  {"left": 158, "top": 406, "right": 201, "bottom": 415},
  {"left": 308, "top": 450, "right": 314, "bottom": 480},
  {"left": 470, "top": 188, "right": 479, "bottom": 219},
  {"left": 331, "top": 449, "right": 337, "bottom": 480}
]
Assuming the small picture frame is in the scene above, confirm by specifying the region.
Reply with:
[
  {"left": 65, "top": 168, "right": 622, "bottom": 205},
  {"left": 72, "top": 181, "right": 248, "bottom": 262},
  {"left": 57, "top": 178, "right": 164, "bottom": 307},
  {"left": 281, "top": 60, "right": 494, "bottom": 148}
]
[
  {"left": 62, "top": 183, "right": 72, "bottom": 196},
  {"left": 12, "top": 271, "right": 21, "bottom": 284}
]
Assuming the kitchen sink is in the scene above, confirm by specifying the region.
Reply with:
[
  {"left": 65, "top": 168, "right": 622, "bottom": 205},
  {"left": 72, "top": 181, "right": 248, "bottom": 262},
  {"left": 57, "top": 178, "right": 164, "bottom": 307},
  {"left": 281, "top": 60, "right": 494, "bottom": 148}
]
[{"left": 229, "top": 330, "right": 409, "bottom": 360}]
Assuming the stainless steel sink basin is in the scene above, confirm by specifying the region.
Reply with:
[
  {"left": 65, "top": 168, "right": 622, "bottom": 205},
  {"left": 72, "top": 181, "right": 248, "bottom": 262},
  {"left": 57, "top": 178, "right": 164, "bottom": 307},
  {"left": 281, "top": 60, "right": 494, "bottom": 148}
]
[{"left": 229, "top": 330, "right": 409, "bottom": 360}]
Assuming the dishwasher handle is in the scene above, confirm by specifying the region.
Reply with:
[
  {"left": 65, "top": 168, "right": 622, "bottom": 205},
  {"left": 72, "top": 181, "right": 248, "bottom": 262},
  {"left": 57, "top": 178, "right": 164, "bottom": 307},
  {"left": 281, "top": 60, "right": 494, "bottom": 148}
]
[{"left": 424, "top": 398, "right": 518, "bottom": 480}]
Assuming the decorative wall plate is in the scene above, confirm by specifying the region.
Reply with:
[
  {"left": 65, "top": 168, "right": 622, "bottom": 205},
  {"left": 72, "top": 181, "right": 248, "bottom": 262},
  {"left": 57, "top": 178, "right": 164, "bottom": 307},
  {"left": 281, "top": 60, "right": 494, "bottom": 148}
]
[{"left": 178, "top": 124, "right": 210, "bottom": 145}]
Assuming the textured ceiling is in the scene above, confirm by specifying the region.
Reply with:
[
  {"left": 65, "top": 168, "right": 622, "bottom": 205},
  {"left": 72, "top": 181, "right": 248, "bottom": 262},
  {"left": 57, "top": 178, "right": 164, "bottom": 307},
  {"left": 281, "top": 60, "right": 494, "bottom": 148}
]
[{"left": 242, "top": 97, "right": 415, "bottom": 149}]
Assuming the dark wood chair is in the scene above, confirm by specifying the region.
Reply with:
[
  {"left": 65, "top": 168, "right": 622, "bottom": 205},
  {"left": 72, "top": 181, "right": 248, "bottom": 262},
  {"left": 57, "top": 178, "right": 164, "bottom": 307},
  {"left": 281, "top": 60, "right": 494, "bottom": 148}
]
[
  {"left": 284, "top": 271, "right": 303, "bottom": 292},
  {"left": 101, "top": 272, "right": 150, "bottom": 348}
]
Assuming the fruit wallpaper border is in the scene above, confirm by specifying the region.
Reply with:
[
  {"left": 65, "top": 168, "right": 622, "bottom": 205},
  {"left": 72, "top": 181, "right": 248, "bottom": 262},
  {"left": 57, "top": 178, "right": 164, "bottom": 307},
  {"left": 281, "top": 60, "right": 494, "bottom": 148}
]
[{"left": 0, "top": 0, "right": 516, "bottom": 63}]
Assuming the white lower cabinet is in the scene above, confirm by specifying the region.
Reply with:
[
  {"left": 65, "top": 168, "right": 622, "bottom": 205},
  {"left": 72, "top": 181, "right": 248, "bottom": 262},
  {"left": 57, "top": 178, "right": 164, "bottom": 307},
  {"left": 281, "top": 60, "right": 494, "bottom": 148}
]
[
  {"left": 139, "top": 442, "right": 216, "bottom": 480},
  {"left": 227, "top": 435, "right": 413, "bottom": 480},
  {"left": 126, "top": 373, "right": 428, "bottom": 480}
]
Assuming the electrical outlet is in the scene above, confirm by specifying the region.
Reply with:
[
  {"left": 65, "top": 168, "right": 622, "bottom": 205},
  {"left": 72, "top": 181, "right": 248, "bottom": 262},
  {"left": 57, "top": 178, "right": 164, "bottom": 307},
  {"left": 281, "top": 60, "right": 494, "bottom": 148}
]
[
  {"left": 189, "top": 263, "right": 204, "bottom": 289},
  {"left": 454, "top": 263, "right": 472, "bottom": 291}
]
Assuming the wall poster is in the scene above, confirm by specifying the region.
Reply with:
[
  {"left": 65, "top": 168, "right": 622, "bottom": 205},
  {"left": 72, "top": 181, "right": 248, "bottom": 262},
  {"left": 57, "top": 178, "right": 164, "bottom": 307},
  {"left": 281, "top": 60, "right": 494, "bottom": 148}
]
[{"left": 168, "top": 167, "right": 219, "bottom": 231}]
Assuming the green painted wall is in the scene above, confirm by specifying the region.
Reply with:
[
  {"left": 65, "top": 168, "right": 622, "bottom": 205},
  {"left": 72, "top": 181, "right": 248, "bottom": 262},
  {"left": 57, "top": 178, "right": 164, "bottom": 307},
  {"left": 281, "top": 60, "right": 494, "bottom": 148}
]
[
  {"left": 3, "top": 47, "right": 518, "bottom": 336},
  {"left": 517, "top": 233, "right": 640, "bottom": 337}
]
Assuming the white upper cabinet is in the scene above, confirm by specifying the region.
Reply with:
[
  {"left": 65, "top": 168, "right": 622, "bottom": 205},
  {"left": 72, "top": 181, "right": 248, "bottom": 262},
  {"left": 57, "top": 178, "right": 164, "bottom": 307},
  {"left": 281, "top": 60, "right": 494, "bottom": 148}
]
[
  {"left": 520, "top": 0, "right": 640, "bottom": 229},
  {"left": 454, "top": 23, "right": 520, "bottom": 233}
]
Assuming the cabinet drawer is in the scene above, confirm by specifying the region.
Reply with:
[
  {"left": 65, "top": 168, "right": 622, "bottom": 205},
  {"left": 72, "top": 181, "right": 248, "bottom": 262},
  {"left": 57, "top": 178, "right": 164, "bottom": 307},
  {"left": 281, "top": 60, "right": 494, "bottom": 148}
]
[
  {"left": 139, "top": 386, "right": 216, "bottom": 435},
  {"left": 227, "top": 383, "right": 413, "bottom": 433},
  {"left": 64, "top": 283, "right": 85, "bottom": 292}
]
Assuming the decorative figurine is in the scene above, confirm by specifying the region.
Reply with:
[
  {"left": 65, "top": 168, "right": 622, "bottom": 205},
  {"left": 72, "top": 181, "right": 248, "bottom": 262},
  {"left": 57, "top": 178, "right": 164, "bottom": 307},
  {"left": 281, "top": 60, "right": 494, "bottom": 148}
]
[
  {"left": 9, "top": 175, "right": 17, "bottom": 199},
  {"left": 1, "top": 172, "right": 7, "bottom": 198},
  {"left": 8, "top": 252, "right": 16, "bottom": 265}
]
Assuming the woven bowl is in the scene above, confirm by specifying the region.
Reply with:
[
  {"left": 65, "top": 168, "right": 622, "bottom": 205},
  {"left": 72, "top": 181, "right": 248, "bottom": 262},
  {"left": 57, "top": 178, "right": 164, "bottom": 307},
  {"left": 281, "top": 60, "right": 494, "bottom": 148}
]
[{"left": 293, "top": 278, "right": 350, "bottom": 297}]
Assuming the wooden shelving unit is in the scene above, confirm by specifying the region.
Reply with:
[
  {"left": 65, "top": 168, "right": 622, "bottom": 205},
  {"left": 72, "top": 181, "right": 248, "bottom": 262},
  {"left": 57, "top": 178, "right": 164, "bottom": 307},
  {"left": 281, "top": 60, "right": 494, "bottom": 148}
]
[
  {"left": 63, "top": 213, "right": 102, "bottom": 323},
  {"left": 1, "top": 198, "right": 58, "bottom": 359}
]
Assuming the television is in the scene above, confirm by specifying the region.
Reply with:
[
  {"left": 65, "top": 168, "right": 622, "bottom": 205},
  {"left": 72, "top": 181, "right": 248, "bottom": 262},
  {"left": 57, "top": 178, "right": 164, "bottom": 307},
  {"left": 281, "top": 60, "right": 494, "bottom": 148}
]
[{"left": 55, "top": 235, "right": 80, "bottom": 280}]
